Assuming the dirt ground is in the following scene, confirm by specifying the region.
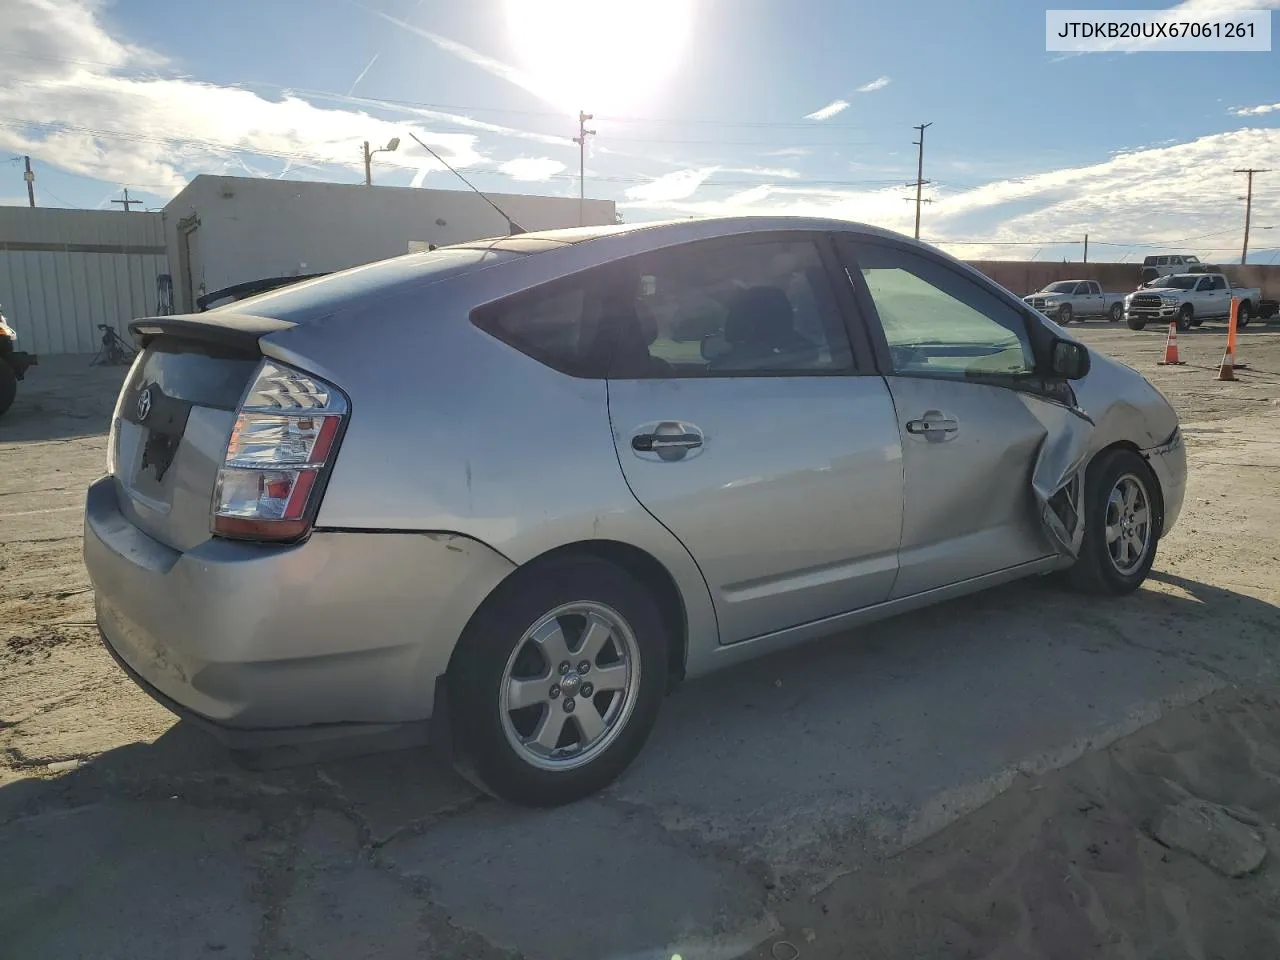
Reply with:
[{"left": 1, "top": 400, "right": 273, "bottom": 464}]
[{"left": 3, "top": 318, "right": 1280, "bottom": 960}]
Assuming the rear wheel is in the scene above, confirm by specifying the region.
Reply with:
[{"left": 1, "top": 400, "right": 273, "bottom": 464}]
[
  {"left": 1058, "top": 304, "right": 1073, "bottom": 325},
  {"left": 1109, "top": 302, "right": 1123, "bottom": 323},
  {"left": 447, "top": 556, "right": 668, "bottom": 807},
  {"left": 1176, "top": 304, "right": 1194, "bottom": 332},
  {"left": 1069, "top": 449, "right": 1159, "bottom": 596},
  {"left": 0, "top": 361, "right": 16, "bottom": 418},
  {"left": 1237, "top": 301, "right": 1252, "bottom": 328}
]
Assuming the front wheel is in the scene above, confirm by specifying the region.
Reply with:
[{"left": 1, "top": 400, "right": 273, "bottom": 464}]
[
  {"left": 1126, "top": 315, "right": 1146, "bottom": 331},
  {"left": 447, "top": 556, "right": 668, "bottom": 807},
  {"left": 1058, "top": 304, "right": 1073, "bottom": 325},
  {"left": 1176, "top": 304, "right": 1194, "bottom": 332},
  {"left": 1109, "top": 302, "right": 1123, "bottom": 323},
  {"left": 1068, "top": 449, "right": 1160, "bottom": 596}
]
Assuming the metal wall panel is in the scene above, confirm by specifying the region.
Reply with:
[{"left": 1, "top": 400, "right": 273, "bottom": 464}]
[{"left": 0, "top": 207, "right": 168, "bottom": 356}]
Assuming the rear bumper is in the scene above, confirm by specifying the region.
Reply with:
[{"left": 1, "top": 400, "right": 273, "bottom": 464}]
[{"left": 84, "top": 476, "right": 515, "bottom": 738}]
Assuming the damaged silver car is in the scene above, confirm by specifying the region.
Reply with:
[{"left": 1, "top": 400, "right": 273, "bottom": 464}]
[{"left": 83, "top": 217, "right": 1186, "bottom": 807}]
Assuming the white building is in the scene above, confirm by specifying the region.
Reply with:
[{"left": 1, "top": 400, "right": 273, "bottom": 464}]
[
  {"left": 0, "top": 207, "right": 167, "bottom": 356},
  {"left": 163, "top": 176, "right": 616, "bottom": 313}
]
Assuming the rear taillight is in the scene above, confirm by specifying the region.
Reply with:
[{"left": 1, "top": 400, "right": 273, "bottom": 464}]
[{"left": 212, "top": 360, "right": 348, "bottom": 542}]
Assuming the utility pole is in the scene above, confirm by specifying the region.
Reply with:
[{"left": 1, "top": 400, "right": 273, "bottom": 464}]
[
  {"left": 363, "top": 141, "right": 373, "bottom": 187},
  {"left": 111, "top": 187, "right": 142, "bottom": 212},
  {"left": 23, "top": 156, "right": 34, "bottom": 208},
  {"left": 1234, "top": 168, "right": 1271, "bottom": 264},
  {"left": 1083, "top": 233, "right": 1088, "bottom": 264},
  {"left": 574, "top": 110, "right": 595, "bottom": 227},
  {"left": 908, "top": 122, "right": 933, "bottom": 240}
]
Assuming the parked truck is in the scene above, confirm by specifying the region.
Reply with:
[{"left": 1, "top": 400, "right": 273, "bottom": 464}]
[
  {"left": 0, "top": 306, "right": 38, "bottom": 418},
  {"left": 1023, "top": 280, "right": 1126, "bottom": 324},
  {"left": 1124, "top": 273, "right": 1262, "bottom": 331}
]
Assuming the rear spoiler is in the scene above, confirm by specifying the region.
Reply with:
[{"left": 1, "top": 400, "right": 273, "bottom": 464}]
[{"left": 129, "top": 312, "right": 297, "bottom": 352}]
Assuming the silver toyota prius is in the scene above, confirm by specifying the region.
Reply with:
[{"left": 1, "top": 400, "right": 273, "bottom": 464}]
[{"left": 84, "top": 217, "right": 1186, "bottom": 806}]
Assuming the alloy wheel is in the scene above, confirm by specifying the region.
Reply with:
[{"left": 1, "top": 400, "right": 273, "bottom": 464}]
[
  {"left": 1105, "top": 473, "right": 1152, "bottom": 576},
  {"left": 499, "top": 602, "right": 641, "bottom": 771}
]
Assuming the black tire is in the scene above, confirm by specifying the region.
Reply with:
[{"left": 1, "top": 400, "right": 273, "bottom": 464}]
[
  {"left": 1058, "top": 304, "right": 1073, "bottom": 325},
  {"left": 0, "top": 361, "right": 16, "bottom": 418},
  {"left": 1068, "top": 448, "right": 1160, "bottom": 596},
  {"left": 1126, "top": 316, "right": 1146, "bottom": 331},
  {"left": 1237, "top": 302, "right": 1252, "bottom": 328},
  {"left": 1176, "top": 304, "right": 1193, "bottom": 332},
  {"left": 1109, "top": 302, "right": 1123, "bottom": 323},
  {"left": 447, "top": 556, "right": 668, "bottom": 807}
]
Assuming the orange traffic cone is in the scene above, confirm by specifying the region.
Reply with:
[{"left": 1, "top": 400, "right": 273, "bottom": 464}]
[
  {"left": 1157, "top": 321, "right": 1185, "bottom": 365},
  {"left": 1218, "top": 297, "right": 1246, "bottom": 380}
]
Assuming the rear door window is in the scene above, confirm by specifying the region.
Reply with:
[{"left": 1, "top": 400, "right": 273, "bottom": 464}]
[{"left": 472, "top": 272, "right": 612, "bottom": 378}]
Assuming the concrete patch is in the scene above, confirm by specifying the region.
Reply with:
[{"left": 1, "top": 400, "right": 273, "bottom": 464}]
[
  {"left": 0, "top": 801, "right": 260, "bottom": 959},
  {"left": 378, "top": 798, "right": 777, "bottom": 960}
]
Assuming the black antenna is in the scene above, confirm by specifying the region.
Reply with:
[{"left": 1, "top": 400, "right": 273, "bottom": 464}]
[{"left": 407, "top": 132, "right": 527, "bottom": 235}]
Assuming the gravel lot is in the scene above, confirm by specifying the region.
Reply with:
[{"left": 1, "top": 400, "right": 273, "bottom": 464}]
[{"left": 3, "top": 319, "right": 1280, "bottom": 959}]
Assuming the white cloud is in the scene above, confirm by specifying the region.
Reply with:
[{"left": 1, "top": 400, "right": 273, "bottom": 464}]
[
  {"left": 0, "top": 0, "right": 574, "bottom": 196},
  {"left": 720, "top": 165, "right": 800, "bottom": 179},
  {"left": 804, "top": 99, "right": 850, "bottom": 121},
  {"left": 1232, "top": 102, "right": 1280, "bottom": 116},
  {"left": 765, "top": 147, "right": 811, "bottom": 157},
  {"left": 498, "top": 157, "right": 566, "bottom": 181},
  {"left": 625, "top": 167, "right": 719, "bottom": 202},
  {"left": 855, "top": 76, "right": 891, "bottom": 93},
  {"left": 621, "top": 127, "right": 1280, "bottom": 260}
]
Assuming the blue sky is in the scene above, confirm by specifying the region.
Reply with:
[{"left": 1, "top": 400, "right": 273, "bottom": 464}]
[{"left": 2, "top": 0, "right": 1278, "bottom": 261}]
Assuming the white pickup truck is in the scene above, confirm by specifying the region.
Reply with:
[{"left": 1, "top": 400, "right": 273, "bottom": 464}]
[
  {"left": 1124, "top": 273, "right": 1262, "bottom": 331},
  {"left": 1023, "top": 280, "right": 1126, "bottom": 324}
]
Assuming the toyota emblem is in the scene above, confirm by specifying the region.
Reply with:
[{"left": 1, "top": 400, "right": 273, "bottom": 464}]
[{"left": 136, "top": 385, "right": 153, "bottom": 422}]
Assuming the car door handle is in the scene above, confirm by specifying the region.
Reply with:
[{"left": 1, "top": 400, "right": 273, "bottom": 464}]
[
  {"left": 631, "top": 421, "right": 705, "bottom": 460},
  {"left": 632, "top": 432, "right": 703, "bottom": 452},
  {"left": 905, "top": 417, "right": 959, "bottom": 437}
]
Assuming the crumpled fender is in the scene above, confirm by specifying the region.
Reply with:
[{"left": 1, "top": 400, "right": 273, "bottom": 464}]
[{"left": 1020, "top": 394, "right": 1095, "bottom": 558}]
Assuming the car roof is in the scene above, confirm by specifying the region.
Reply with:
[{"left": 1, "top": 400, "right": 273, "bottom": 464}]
[{"left": 448, "top": 215, "right": 912, "bottom": 254}]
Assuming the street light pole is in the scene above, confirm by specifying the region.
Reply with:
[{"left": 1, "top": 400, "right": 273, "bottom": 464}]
[
  {"left": 574, "top": 111, "right": 595, "bottom": 227},
  {"left": 363, "top": 137, "right": 401, "bottom": 186}
]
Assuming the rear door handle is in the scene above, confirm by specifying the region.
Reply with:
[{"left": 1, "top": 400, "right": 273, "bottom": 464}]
[
  {"left": 905, "top": 416, "right": 959, "bottom": 439},
  {"left": 631, "top": 421, "right": 704, "bottom": 460}
]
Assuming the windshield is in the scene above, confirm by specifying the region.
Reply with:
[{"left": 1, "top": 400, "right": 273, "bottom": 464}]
[
  {"left": 1147, "top": 275, "right": 1198, "bottom": 290},
  {"left": 1041, "top": 282, "right": 1078, "bottom": 293}
]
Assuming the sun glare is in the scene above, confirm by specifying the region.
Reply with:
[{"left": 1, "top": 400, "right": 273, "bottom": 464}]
[{"left": 503, "top": 0, "right": 694, "bottom": 115}]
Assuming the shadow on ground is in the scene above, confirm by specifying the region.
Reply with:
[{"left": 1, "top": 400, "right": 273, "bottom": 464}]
[
  {"left": 2, "top": 567, "right": 1278, "bottom": 959},
  {"left": 0, "top": 354, "right": 128, "bottom": 444}
]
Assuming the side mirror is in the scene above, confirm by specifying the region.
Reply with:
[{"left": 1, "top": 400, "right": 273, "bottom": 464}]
[{"left": 1050, "top": 338, "right": 1090, "bottom": 380}]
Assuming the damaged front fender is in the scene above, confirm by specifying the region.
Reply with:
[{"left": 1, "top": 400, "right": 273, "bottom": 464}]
[{"left": 1020, "top": 394, "right": 1096, "bottom": 559}]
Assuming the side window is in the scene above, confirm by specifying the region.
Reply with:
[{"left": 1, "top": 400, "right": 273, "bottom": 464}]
[
  {"left": 1196, "top": 277, "right": 1212, "bottom": 291},
  {"left": 608, "top": 237, "right": 855, "bottom": 378},
  {"left": 851, "top": 243, "right": 1036, "bottom": 379},
  {"left": 472, "top": 274, "right": 608, "bottom": 378},
  {"left": 1212, "top": 276, "right": 1228, "bottom": 291},
  {"left": 1157, "top": 257, "right": 1169, "bottom": 266}
]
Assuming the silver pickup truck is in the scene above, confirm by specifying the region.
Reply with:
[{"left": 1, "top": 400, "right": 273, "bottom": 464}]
[
  {"left": 1125, "top": 273, "right": 1262, "bottom": 331},
  {"left": 1023, "top": 280, "right": 1125, "bottom": 324}
]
